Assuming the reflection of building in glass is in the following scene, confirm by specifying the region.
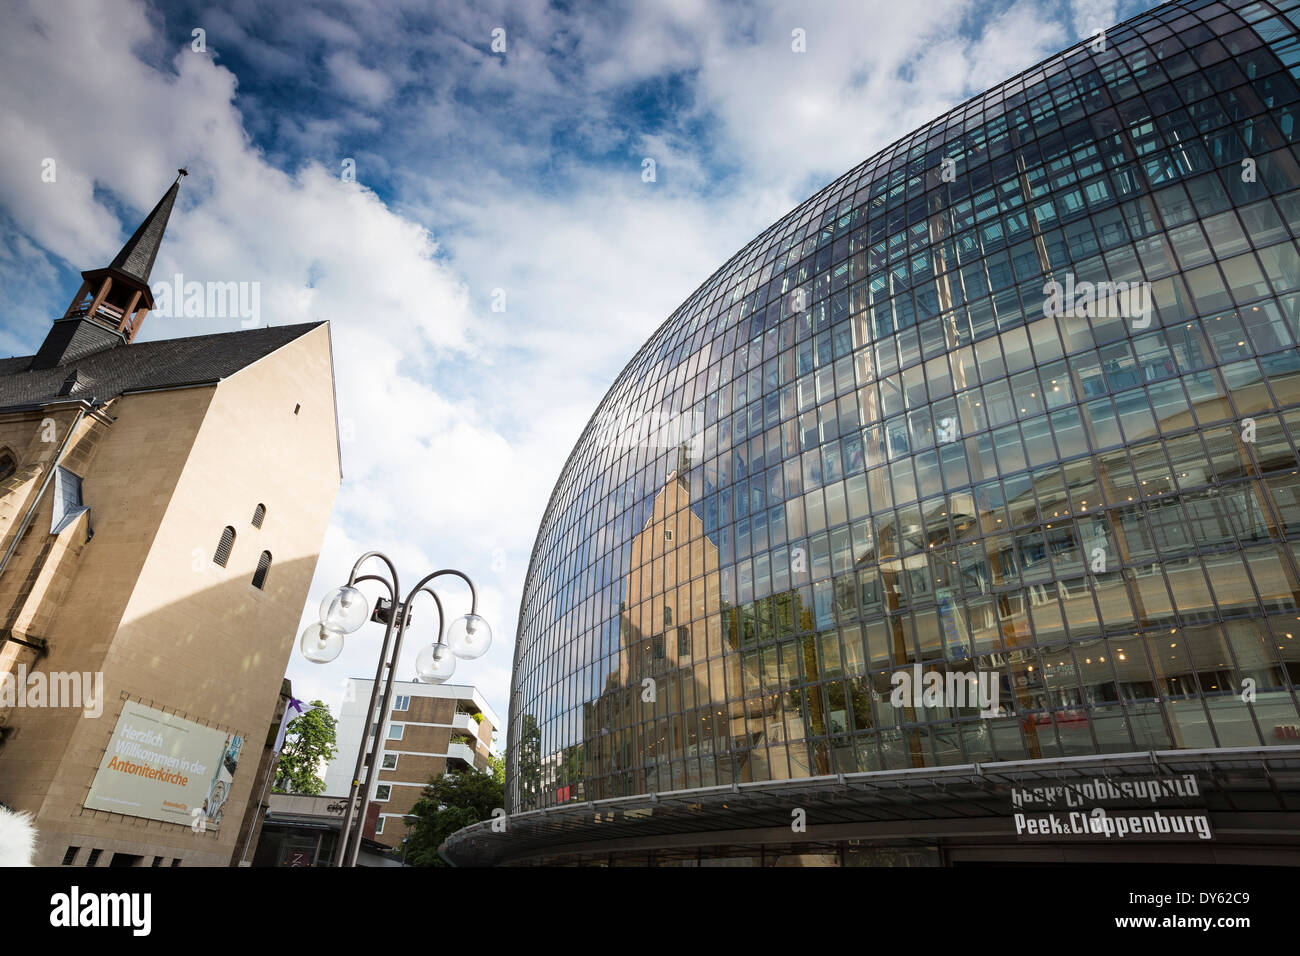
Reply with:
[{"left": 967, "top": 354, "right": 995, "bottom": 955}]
[
  {"left": 476, "top": 0, "right": 1300, "bottom": 866},
  {"left": 579, "top": 449, "right": 810, "bottom": 800}
]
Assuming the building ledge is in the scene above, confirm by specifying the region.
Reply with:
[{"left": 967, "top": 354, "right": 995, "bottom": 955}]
[{"left": 440, "top": 746, "right": 1300, "bottom": 866}]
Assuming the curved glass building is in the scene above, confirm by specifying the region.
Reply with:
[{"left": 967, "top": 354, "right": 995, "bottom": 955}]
[{"left": 472, "top": 0, "right": 1300, "bottom": 865}]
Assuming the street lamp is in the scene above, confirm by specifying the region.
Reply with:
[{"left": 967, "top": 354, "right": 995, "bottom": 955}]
[{"left": 298, "top": 551, "right": 492, "bottom": 867}]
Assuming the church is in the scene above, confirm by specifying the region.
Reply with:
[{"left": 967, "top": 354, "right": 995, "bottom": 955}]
[{"left": 0, "top": 171, "right": 341, "bottom": 866}]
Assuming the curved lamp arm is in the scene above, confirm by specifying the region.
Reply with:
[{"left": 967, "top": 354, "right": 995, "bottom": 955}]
[
  {"left": 406, "top": 585, "right": 446, "bottom": 647},
  {"left": 403, "top": 569, "right": 477, "bottom": 615},
  {"left": 347, "top": 551, "right": 400, "bottom": 599},
  {"left": 350, "top": 572, "right": 396, "bottom": 603}
]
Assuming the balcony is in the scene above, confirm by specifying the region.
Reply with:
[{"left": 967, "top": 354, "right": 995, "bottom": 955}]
[
  {"left": 452, "top": 712, "right": 480, "bottom": 735},
  {"left": 447, "top": 741, "right": 476, "bottom": 767}
]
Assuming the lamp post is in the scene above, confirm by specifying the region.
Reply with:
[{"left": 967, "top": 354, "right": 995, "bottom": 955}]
[
  {"left": 400, "top": 812, "right": 420, "bottom": 866},
  {"left": 298, "top": 551, "right": 492, "bottom": 867}
]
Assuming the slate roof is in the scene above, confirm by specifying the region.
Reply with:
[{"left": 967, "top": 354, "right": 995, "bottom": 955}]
[
  {"left": 0, "top": 322, "right": 326, "bottom": 409},
  {"left": 105, "top": 174, "right": 182, "bottom": 285}
]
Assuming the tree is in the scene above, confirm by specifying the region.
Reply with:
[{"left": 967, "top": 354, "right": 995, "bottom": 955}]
[
  {"left": 273, "top": 701, "right": 337, "bottom": 795},
  {"left": 488, "top": 751, "right": 505, "bottom": 787},
  {"left": 402, "top": 766, "right": 504, "bottom": 867}
]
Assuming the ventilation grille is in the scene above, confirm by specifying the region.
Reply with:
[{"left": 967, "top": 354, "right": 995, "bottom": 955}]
[
  {"left": 252, "top": 550, "right": 272, "bottom": 590},
  {"left": 213, "top": 527, "right": 235, "bottom": 567}
]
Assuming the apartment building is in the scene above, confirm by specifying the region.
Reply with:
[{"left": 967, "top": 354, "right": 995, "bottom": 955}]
[{"left": 324, "top": 679, "right": 500, "bottom": 849}]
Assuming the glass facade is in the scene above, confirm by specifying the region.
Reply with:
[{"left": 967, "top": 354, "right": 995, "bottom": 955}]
[{"left": 507, "top": 0, "right": 1300, "bottom": 814}]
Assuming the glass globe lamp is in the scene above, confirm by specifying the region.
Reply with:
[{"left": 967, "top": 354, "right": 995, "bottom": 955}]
[
  {"left": 415, "top": 642, "right": 457, "bottom": 683},
  {"left": 447, "top": 613, "right": 492, "bottom": 660},
  {"left": 320, "top": 586, "right": 370, "bottom": 634},
  {"left": 300, "top": 622, "right": 345, "bottom": 663}
]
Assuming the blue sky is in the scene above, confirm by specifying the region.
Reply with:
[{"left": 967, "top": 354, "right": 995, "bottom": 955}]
[{"left": 0, "top": 0, "right": 1154, "bottom": 736}]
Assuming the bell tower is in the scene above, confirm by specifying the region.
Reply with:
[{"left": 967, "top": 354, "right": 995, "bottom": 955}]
[{"left": 30, "top": 169, "right": 185, "bottom": 370}]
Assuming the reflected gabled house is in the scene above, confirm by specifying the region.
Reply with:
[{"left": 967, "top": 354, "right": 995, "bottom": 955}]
[
  {"left": 579, "top": 446, "right": 855, "bottom": 802},
  {"left": 583, "top": 453, "right": 752, "bottom": 799}
]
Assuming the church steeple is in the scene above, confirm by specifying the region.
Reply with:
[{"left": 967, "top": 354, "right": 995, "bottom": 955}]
[
  {"left": 31, "top": 170, "right": 185, "bottom": 370},
  {"left": 104, "top": 168, "right": 184, "bottom": 293}
]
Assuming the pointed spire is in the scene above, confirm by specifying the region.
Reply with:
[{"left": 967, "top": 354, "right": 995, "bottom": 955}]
[
  {"left": 32, "top": 170, "right": 187, "bottom": 369},
  {"left": 107, "top": 168, "right": 186, "bottom": 285}
]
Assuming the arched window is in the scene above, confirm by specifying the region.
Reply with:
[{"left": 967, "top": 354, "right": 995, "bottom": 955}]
[
  {"left": 0, "top": 449, "right": 16, "bottom": 483},
  {"left": 252, "top": 550, "right": 272, "bottom": 590},
  {"left": 252, "top": 503, "right": 266, "bottom": 528},
  {"left": 213, "top": 527, "right": 235, "bottom": 567}
]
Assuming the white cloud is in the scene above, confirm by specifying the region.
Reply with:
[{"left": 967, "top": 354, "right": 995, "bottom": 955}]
[
  {"left": 0, "top": 0, "right": 516, "bottom": 726},
  {"left": 1072, "top": 0, "right": 1121, "bottom": 41},
  {"left": 325, "top": 50, "right": 395, "bottom": 108}
]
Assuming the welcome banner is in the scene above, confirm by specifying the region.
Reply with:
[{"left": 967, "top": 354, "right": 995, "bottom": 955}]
[{"left": 85, "top": 701, "right": 243, "bottom": 830}]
